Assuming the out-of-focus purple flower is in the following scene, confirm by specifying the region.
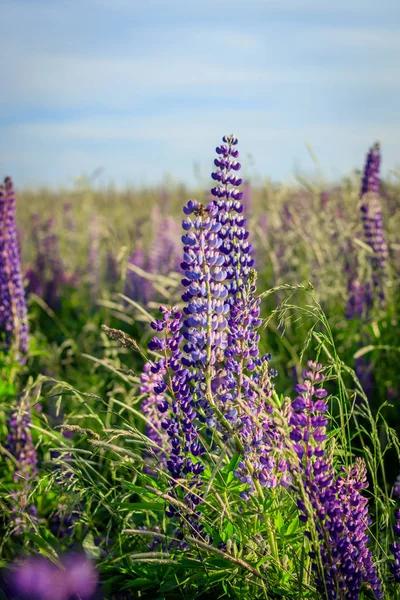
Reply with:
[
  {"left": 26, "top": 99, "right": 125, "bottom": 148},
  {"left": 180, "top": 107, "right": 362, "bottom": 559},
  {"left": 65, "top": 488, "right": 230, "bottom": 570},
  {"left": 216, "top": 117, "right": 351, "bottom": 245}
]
[
  {"left": 105, "top": 250, "right": 120, "bottom": 287},
  {"left": 360, "top": 143, "right": 388, "bottom": 303},
  {"left": 124, "top": 246, "right": 153, "bottom": 305},
  {"left": 345, "top": 279, "right": 372, "bottom": 320},
  {"left": 4, "top": 553, "right": 98, "bottom": 600},
  {"left": 0, "top": 176, "right": 29, "bottom": 355},
  {"left": 149, "top": 214, "right": 181, "bottom": 277},
  {"left": 25, "top": 215, "right": 77, "bottom": 311}
]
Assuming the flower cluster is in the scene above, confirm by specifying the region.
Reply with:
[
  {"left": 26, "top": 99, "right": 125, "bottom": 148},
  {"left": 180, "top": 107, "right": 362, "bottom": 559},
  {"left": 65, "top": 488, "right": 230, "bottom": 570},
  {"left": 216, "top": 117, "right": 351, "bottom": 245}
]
[
  {"left": 3, "top": 554, "right": 98, "bottom": 600},
  {"left": 124, "top": 212, "right": 181, "bottom": 305},
  {"left": 291, "top": 362, "right": 382, "bottom": 599},
  {"left": 25, "top": 215, "right": 77, "bottom": 311},
  {"left": 0, "top": 176, "right": 29, "bottom": 355},
  {"left": 140, "top": 136, "right": 284, "bottom": 526}
]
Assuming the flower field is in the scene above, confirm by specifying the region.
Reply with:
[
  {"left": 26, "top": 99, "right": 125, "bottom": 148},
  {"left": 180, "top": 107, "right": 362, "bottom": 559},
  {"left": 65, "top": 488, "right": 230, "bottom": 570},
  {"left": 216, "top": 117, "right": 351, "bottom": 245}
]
[{"left": 1, "top": 135, "right": 400, "bottom": 599}]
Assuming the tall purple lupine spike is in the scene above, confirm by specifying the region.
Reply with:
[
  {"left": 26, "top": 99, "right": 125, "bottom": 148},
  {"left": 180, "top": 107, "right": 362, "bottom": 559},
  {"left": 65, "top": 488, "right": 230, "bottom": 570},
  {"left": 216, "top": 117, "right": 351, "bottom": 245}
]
[
  {"left": 140, "top": 136, "right": 285, "bottom": 530},
  {"left": 0, "top": 177, "right": 29, "bottom": 355},
  {"left": 292, "top": 362, "right": 382, "bottom": 599},
  {"left": 390, "top": 509, "right": 400, "bottom": 582},
  {"left": 5, "top": 391, "right": 38, "bottom": 534},
  {"left": 88, "top": 215, "right": 101, "bottom": 301},
  {"left": 124, "top": 245, "right": 153, "bottom": 305},
  {"left": 360, "top": 143, "right": 388, "bottom": 303},
  {"left": 149, "top": 215, "right": 181, "bottom": 277},
  {"left": 361, "top": 142, "right": 381, "bottom": 197}
]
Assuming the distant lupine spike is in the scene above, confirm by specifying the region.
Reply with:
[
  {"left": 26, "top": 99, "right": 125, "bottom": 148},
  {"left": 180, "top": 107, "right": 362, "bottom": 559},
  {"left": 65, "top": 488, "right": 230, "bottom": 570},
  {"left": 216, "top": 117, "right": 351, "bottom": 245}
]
[
  {"left": 360, "top": 143, "right": 388, "bottom": 303},
  {"left": 149, "top": 215, "right": 181, "bottom": 277},
  {"left": 361, "top": 142, "right": 381, "bottom": 197},
  {"left": 0, "top": 177, "right": 29, "bottom": 355},
  {"left": 105, "top": 250, "right": 120, "bottom": 287},
  {"left": 291, "top": 363, "right": 382, "bottom": 599},
  {"left": 390, "top": 508, "right": 400, "bottom": 582},
  {"left": 88, "top": 215, "right": 101, "bottom": 300},
  {"left": 5, "top": 392, "right": 38, "bottom": 533},
  {"left": 345, "top": 279, "right": 372, "bottom": 320},
  {"left": 124, "top": 245, "right": 153, "bottom": 305},
  {"left": 25, "top": 214, "right": 75, "bottom": 311}
]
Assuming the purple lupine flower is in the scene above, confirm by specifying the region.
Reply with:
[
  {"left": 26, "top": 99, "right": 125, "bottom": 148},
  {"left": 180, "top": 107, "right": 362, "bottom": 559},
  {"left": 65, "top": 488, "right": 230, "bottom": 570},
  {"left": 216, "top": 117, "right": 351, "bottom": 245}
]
[
  {"left": 124, "top": 245, "right": 153, "bottom": 305},
  {"left": 361, "top": 142, "right": 380, "bottom": 197},
  {"left": 140, "top": 304, "right": 206, "bottom": 539},
  {"left": 5, "top": 392, "right": 38, "bottom": 533},
  {"left": 345, "top": 279, "right": 372, "bottom": 320},
  {"left": 105, "top": 250, "right": 120, "bottom": 287},
  {"left": 291, "top": 362, "right": 382, "bottom": 599},
  {"left": 148, "top": 215, "right": 181, "bottom": 277},
  {"left": 4, "top": 553, "right": 98, "bottom": 600},
  {"left": 390, "top": 508, "right": 400, "bottom": 582},
  {"left": 360, "top": 143, "right": 388, "bottom": 303},
  {"left": 25, "top": 215, "right": 76, "bottom": 311},
  {"left": 0, "top": 177, "right": 29, "bottom": 355},
  {"left": 140, "top": 136, "right": 286, "bottom": 522}
]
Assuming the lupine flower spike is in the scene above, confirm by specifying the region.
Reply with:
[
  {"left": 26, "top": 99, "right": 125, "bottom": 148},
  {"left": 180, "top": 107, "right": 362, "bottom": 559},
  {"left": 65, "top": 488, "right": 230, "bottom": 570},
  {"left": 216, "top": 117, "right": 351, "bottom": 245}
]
[
  {"left": 360, "top": 142, "right": 388, "bottom": 304},
  {"left": 292, "top": 362, "right": 382, "bottom": 599},
  {"left": 0, "top": 177, "right": 29, "bottom": 355}
]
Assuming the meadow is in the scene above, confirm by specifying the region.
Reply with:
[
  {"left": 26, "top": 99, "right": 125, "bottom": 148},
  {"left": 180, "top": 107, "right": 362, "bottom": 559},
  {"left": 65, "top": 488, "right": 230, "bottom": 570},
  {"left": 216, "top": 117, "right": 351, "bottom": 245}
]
[{"left": 0, "top": 135, "right": 399, "bottom": 599}]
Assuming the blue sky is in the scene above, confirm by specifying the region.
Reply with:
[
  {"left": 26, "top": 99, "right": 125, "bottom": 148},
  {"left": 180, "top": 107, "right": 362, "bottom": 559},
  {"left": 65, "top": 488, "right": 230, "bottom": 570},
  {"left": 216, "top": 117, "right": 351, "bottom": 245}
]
[{"left": 1, "top": 0, "right": 399, "bottom": 187}]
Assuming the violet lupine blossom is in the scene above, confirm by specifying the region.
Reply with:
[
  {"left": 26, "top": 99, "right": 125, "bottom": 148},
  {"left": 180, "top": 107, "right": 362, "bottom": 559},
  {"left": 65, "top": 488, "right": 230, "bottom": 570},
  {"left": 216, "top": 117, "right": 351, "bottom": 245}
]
[
  {"left": 291, "top": 362, "right": 382, "bottom": 599},
  {"left": 140, "top": 136, "right": 286, "bottom": 518},
  {"left": 148, "top": 211, "right": 181, "bottom": 277},
  {"left": 5, "top": 392, "right": 38, "bottom": 533},
  {"left": 124, "top": 246, "right": 153, "bottom": 305},
  {"left": 0, "top": 177, "right": 29, "bottom": 355},
  {"left": 25, "top": 215, "right": 77, "bottom": 311},
  {"left": 390, "top": 509, "right": 400, "bottom": 583},
  {"left": 345, "top": 279, "right": 372, "bottom": 320},
  {"left": 3, "top": 554, "right": 98, "bottom": 600},
  {"left": 209, "top": 136, "right": 289, "bottom": 494},
  {"left": 140, "top": 305, "right": 206, "bottom": 538},
  {"left": 361, "top": 142, "right": 380, "bottom": 197},
  {"left": 360, "top": 143, "right": 388, "bottom": 303}
]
